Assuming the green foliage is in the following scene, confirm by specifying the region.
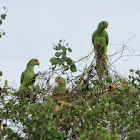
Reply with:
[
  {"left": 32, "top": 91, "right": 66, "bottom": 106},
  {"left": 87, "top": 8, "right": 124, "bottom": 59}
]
[
  {"left": 105, "top": 76, "right": 112, "bottom": 83},
  {"left": 50, "top": 40, "right": 77, "bottom": 72},
  {"left": 1, "top": 69, "right": 139, "bottom": 139},
  {"left": 0, "top": 22, "right": 140, "bottom": 139},
  {"left": 24, "top": 99, "right": 64, "bottom": 139},
  {"left": 0, "top": 20, "right": 2, "bottom": 25},
  {"left": 70, "top": 63, "right": 77, "bottom": 72},
  {"left": 0, "top": 97, "right": 64, "bottom": 139},
  {"left": 78, "top": 126, "right": 120, "bottom": 140},
  {"left": 0, "top": 7, "right": 7, "bottom": 38},
  {"left": 1, "top": 14, "right": 6, "bottom": 20},
  {"left": 0, "top": 71, "right": 2, "bottom": 76}
]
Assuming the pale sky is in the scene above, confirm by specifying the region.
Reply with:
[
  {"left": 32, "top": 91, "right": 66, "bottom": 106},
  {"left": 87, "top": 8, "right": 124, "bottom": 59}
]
[{"left": 0, "top": 0, "right": 140, "bottom": 87}]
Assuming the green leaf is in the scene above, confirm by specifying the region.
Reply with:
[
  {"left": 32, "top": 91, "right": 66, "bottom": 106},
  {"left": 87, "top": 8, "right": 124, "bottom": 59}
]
[
  {"left": 70, "top": 64, "right": 77, "bottom": 72},
  {"left": 55, "top": 105, "right": 61, "bottom": 112},
  {"left": 65, "top": 57, "right": 73, "bottom": 65},
  {"left": 4, "top": 80, "right": 8, "bottom": 86},
  {"left": 32, "top": 127, "right": 36, "bottom": 132},
  {"left": 72, "top": 102, "right": 79, "bottom": 107},
  {"left": 0, "top": 20, "right": 2, "bottom": 25},
  {"left": 68, "top": 47, "right": 72, "bottom": 52},
  {"left": 85, "top": 91, "right": 91, "bottom": 97},
  {"left": 135, "top": 70, "right": 140, "bottom": 76},
  {"left": 64, "top": 65, "right": 69, "bottom": 70},
  {"left": 62, "top": 46, "right": 67, "bottom": 51},
  {"left": 105, "top": 76, "right": 112, "bottom": 83},
  {"left": 130, "top": 86, "right": 136, "bottom": 92},
  {"left": 0, "top": 71, "right": 2, "bottom": 76},
  {"left": 92, "top": 86, "right": 98, "bottom": 92},
  {"left": 129, "top": 69, "right": 134, "bottom": 72},
  {"left": 55, "top": 46, "right": 61, "bottom": 50},
  {"left": 62, "top": 51, "right": 66, "bottom": 58},
  {"left": 75, "top": 80, "right": 82, "bottom": 84},
  {"left": 6, "top": 102, "right": 13, "bottom": 109},
  {"left": 78, "top": 134, "right": 86, "bottom": 140},
  {"left": 50, "top": 57, "right": 60, "bottom": 65},
  {"left": 105, "top": 103, "right": 110, "bottom": 109},
  {"left": 52, "top": 66, "right": 56, "bottom": 70},
  {"left": 55, "top": 52, "right": 61, "bottom": 57},
  {"left": 1, "top": 14, "right": 6, "bottom": 20}
]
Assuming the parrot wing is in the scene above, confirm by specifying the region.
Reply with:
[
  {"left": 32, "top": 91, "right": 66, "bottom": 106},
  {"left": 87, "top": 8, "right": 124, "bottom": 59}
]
[
  {"left": 20, "top": 71, "right": 25, "bottom": 84},
  {"left": 92, "top": 32, "right": 95, "bottom": 44},
  {"left": 106, "top": 32, "right": 109, "bottom": 45}
]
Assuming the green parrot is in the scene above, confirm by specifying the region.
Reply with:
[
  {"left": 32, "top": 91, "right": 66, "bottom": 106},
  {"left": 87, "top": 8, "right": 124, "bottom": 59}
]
[
  {"left": 92, "top": 21, "right": 109, "bottom": 79},
  {"left": 20, "top": 58, "right": 40, "bottom": 89},
  {"left": 53, "top": 77, "right": 67, "bottom": 97}
]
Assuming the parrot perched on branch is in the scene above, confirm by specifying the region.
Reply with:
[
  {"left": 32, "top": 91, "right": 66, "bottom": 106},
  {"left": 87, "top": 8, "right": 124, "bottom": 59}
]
[
  {"left": 53, "top": 77, "right": 67, "bottom": 97},
  {"left": 20, "top": 58, "right": 40, "bottom": 89},
  {"left": 13, "top": 59, "right": 40, "bottom": 103},
  {"left": 19, "top": 58, "right": 40, "bottom": 103},
  {"left": 92, "top": 21, "right": 109, "bottom": 79}
]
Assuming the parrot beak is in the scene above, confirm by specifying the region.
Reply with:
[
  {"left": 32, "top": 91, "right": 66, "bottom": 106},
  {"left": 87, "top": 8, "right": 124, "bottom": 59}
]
[
  {"left": 105, "top": 25, "right": 108, "bottom": 29},
  {"left": 37, "top": 61, "right": 40, "bottom": 66}
]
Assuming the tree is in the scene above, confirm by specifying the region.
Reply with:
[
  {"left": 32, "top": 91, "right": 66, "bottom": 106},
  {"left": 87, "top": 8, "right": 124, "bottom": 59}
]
[{"left": 0, "top": 40, "right": 140, "bottom": 139}]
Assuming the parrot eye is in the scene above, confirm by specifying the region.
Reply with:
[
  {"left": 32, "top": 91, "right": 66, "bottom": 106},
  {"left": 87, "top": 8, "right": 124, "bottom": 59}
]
[
  {"left": 103, "top": 23, "right": 104, "bottom": 25},
  {"left": 35, "top": 59, "right": 37, "bottom": 62}
]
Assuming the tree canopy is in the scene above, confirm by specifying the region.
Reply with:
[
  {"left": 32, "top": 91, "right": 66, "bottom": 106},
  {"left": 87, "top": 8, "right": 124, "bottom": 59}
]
[{"left": 0, "top": 40, "right": 140, "bottom": 140}]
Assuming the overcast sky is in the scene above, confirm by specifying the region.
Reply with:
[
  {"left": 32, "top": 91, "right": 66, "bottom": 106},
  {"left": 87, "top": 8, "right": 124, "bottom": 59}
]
[{"left": 0, "top": 0, "right": 140, "bottom": 87}]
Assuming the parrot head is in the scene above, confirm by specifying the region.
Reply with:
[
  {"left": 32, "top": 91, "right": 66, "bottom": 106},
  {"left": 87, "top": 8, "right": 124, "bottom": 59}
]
[
  {"left": 55, "top": 77, "right": 66, "bottom": 86},
  {"left": 27, "top": 59, "right": 40, "bottom": 67},
  {"left": 98, "top": 21, "right": 108, "bottom": 29}
]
